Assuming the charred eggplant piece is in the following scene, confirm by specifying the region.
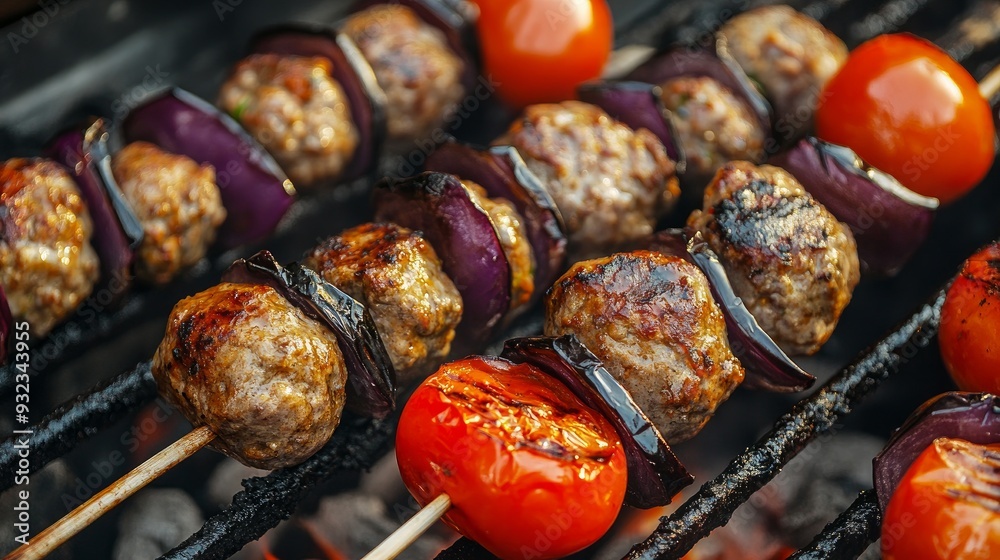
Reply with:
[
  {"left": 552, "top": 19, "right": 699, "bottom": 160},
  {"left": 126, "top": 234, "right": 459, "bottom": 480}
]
[
  {"left": 122, "top": 88, "right": 295, "bottom": 249},
  {"left": 503, "top": 335, "right": 694, "bottom": 508},
  {"left": 647, "top": 229, "right": 814, "bottom": 392},
  {"left": 373, "top": 172, "right": 511, "bottom": 352},
  {"left": 222, "top": 250, "right": 396, "bottom": 419}
]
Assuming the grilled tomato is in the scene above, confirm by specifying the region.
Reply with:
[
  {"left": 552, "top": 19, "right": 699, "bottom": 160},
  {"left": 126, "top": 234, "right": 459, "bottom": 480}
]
[
  {"left": 939, "top": 242, "right": 1000, "bottom": 393},
  {"left": 395, "top": 356, "right": 627, "bottom": 560},
  {"left": 816, "top": 34, "right": 995, "bottom": 204}
]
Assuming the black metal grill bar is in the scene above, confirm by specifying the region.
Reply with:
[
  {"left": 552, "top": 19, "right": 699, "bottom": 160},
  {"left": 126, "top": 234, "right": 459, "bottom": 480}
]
[
  {"left": 787, "top": 490, "right": 882, "bottom": 559},
  {"left": 621, "top": 288, "right": 945, "bottom": 560},
  {"left": 0, "top": 361, "right": 156, "bottom": 490},
  {"left": 157, "top": 414, "right": 393, "bottom": 560}
]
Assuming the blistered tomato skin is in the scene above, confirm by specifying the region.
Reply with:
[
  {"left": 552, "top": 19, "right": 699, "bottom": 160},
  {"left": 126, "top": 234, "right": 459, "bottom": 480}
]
[
  {"left": 472, "top": 0, "right": 613, "bottom": 108},
  {"left": 816, "top": 34, "right": 995, "bottom": 204},
  {"left": 395, "top": 356, "right": 628, "bottom": 560},
  {"left": 882, "top": 438, "right": 1000, "bottom": 560},
  {"left": 939, "top": 242, "right": 1000, "bottom": 393}
]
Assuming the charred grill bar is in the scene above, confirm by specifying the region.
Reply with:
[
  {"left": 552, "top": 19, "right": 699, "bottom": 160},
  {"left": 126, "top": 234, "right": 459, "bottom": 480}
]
[{"left": 1, "top": 0, "right": 999, "bottom": 559}]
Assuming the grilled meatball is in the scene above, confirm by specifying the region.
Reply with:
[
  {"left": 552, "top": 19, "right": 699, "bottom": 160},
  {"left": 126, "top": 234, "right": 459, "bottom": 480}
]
[
  {"left": 462, "top": 180, "right": 535, "bottom": 312},
  {"left": 343, "top": 5, "right": 464, "bottom": 143},
  {"left": 545, "top": 251, "right": 745, "bottom": 442},
  {"left": 112, "top": 142, "right": 226, "bottom": 285},
  {"left": 0, "top": 159, "right": 99, "bottom": 337},
  {"left": 719, "top": 5, "right": 847, "bottom": 135},
  {"left": 153, "top": 282, "right": 347, "bottom": 469},
  {"left": 659, "top": 76, "right": 766, "bottom": 182},
  {"left": 687, "top": 162, "right": 860, "bottom": 355},
  {"left": 305, "top": 223, "right": 462, "bottom": 381},
  {"left": 218, "top": 53, "right": 359, "bottom": 186},
  {"left": 495, "top": 101, "right": 680, "bottom": 260}
]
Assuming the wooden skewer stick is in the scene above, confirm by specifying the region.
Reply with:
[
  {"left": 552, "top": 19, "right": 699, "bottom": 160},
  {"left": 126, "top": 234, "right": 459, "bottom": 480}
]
[
  {"left": 979, "top": 63, "right": 1000, "bottom": 101},
  {"left": 361, "top": 493, "right": 452, "bottom": 560},
  {"left": 4, "top": 425, "right": 215, "bottom": 560}
]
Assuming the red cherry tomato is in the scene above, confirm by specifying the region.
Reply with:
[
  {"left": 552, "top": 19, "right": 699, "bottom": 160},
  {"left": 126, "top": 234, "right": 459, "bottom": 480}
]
[
  {"left": 472, "top": 0, "right": 613, "bottom": 108},
  {"left": 881, "top": 437, "right": 1000, "bottom": 560},
  {"left": 816, "top": 34, "right": 995, "bottom": 204},
  {"left": 395, "top": 356, "right": 627, "bottom": 560},
  {"left": 939, "top": 242, "right": 1000, "bottom": 393}
]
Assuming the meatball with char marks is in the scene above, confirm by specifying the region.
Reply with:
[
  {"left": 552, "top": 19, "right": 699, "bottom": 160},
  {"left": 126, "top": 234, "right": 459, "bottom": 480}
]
[
  {"left": 305, "top": 223, "right": 462, "bottom": 381},
  {"left": 153, "top": 282, "right": 348, "bottom": 469},
  {"left": 219, "top": 53, "right": 359, "bottom": 186},
  {"left": 112, "top": 142, "right": 226, "bottom": 285},
  {"left": 343, "top": 5, "right": 465, "bottom": 144},
  {"left": 545, "top": 250, "right": 745, "bottom": 442},
  {"left": 496, "top": 101, "right": 680, "bottom": 260},
  {"left": 0, "top": 158, "right": 99, "bottom": 337},
  {"left": 687, "top": 161, "right": 860, "bottom": 355}
]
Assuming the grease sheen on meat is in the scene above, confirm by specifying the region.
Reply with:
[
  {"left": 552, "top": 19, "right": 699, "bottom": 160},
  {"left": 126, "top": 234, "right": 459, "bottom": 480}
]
[
  {"left": 0, "top": 158, "right": 99, "bottom": 336},
  {"left": 688, "top": 161, "right": 860, "bottom": 355},
  {"left": 218, "top": 53, "right": 359, "bottom": 186},
  {"left": 719, "top": 5, "right": 847, "bottom": 135},
  {"left": 153, "top": 282, "right": 348, "bottom": 469},
  {"left": 305, "top": 223, "right": 462, "bottom": 382},
  {"left": 112, "top": 142, "right": 226, "bottom": 284},
  {"left": 495, "top": 101, "right": 680, "bottom": 260},
  {"left": 659, "top": 76, "right": 766, "bottom": 182},
  {"left": 545, "top": 250, "right": 745, "bottom": 442},
  {"left": 343, "top": 4, "right": 465, "bottom": 143}
]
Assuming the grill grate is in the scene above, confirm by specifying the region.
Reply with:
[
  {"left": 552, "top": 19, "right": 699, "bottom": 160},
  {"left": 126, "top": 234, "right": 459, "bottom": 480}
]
[{"left": 1, "top": 0, "right": 998, "bottom": 558}]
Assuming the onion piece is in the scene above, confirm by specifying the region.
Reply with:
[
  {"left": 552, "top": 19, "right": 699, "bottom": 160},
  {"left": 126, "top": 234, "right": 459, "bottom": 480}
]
[
  {"left": 250, "top": 25, "right": 387, "bottom": 182},
  {"left": 222, "top": 250, "right": 396, "bottom": 419},
  {"left": 122, "top": 87, "right": 295, "bottom": 249},
  {"left": 647, "top": 229, "right": 815, "bottom": 392},
  {"left": 627, "top": 43, "right": 772, "bottom": 144},
  {"left": 424, "top": 139, "right": 567, "bottom": 296},
  {"left": 373, "top": 172, "right": 511, "bottom": 352},
  {"left": 873, "top": 391, "right": 1000, "bottom": 511},
  {"left": 577, "top": 81, "right": 685, "bottom": 167},
  {"left": 770, "top": 137, "right": 939, "bottom": 276},
  {"left": 350, "top": 0, "right": 479, "bottom": 93},
  {"left": 47, "top": 118, "right": 143, "bottom": 300},
  {"left": 502, "top": 335, "right": 694, "bottom": 508}
]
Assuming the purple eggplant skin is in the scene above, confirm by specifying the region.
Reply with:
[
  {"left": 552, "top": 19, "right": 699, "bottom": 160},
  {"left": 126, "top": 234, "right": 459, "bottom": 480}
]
[
  {"left": 372, "top": 172, "right": 511, "bottom": 353},
  {"left": 646, "top": 229, "right": 815, "bottom": 392},
  {"left": 424, "top": 140, "right": 567, "bottom": 297},
  {"left": 122, "top": 87, "right": 296, "bottom": 250},
  {"left": 222, "top": 250, "right": 396, "bottom": 419},
  {"left": 249, "top": 26, "right": 388, "bottom": 183},
  {"left": 873, "top": 392, "right": 1000, "bottom": 511},
  {"left": 627, "top": 42, "right": 773, "bottom": 147},
  {"left": 350, "top": 0, "right": 480, "bottom": 94},
  {"left": 502, "top": 335, "right": 694, "bottom": 508},
  {"left": 577, "top": 81, "right": 686, "bottom": 170},
  {"left": 770, "top": 137, "right": 939, "bottom": 277},
  {"left": 46, "top": 118, "right": 144, "bottom": 300}
]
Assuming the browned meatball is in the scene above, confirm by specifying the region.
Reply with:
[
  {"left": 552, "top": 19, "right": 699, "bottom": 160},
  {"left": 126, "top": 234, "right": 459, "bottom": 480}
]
[
  {"left": 153, "top": 282, "right": 347, "bottom": 469},
  {"left": 342, "top": 5, "right": 465, "bottom": 143},
  {"left": 719, "top": 6, "right": 847, "bottom": 133},
  {"left": 687, "top": 162, "right": 860, "bottom": 355},
  {"left": 0, "top": 158, "right": 99, "bottom": 336},
  {"left": 496, "top": 101, "right": 680, "bottom": 260},
  {"left": 112, "top": 142, "right": 226, "bottom": 285},
  {"left": 545, "top": 251, "right": 745, "bottom": 442},
  {"left": 462, "top": 180, "right": 535, "bottom": 313},
  {"left": 218, "top": 54, "right": 359, "bottom": 186},
  {"left": 304, "top": 223, "right": 462, "bottom": 382},
  {"left": 659, "top": 76, "right": 766, "bottom": 181}
]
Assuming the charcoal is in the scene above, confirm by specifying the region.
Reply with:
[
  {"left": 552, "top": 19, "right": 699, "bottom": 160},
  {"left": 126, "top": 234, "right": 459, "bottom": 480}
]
[{"left": 112, "top": 488, "right": 203, "bottom": 560}]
